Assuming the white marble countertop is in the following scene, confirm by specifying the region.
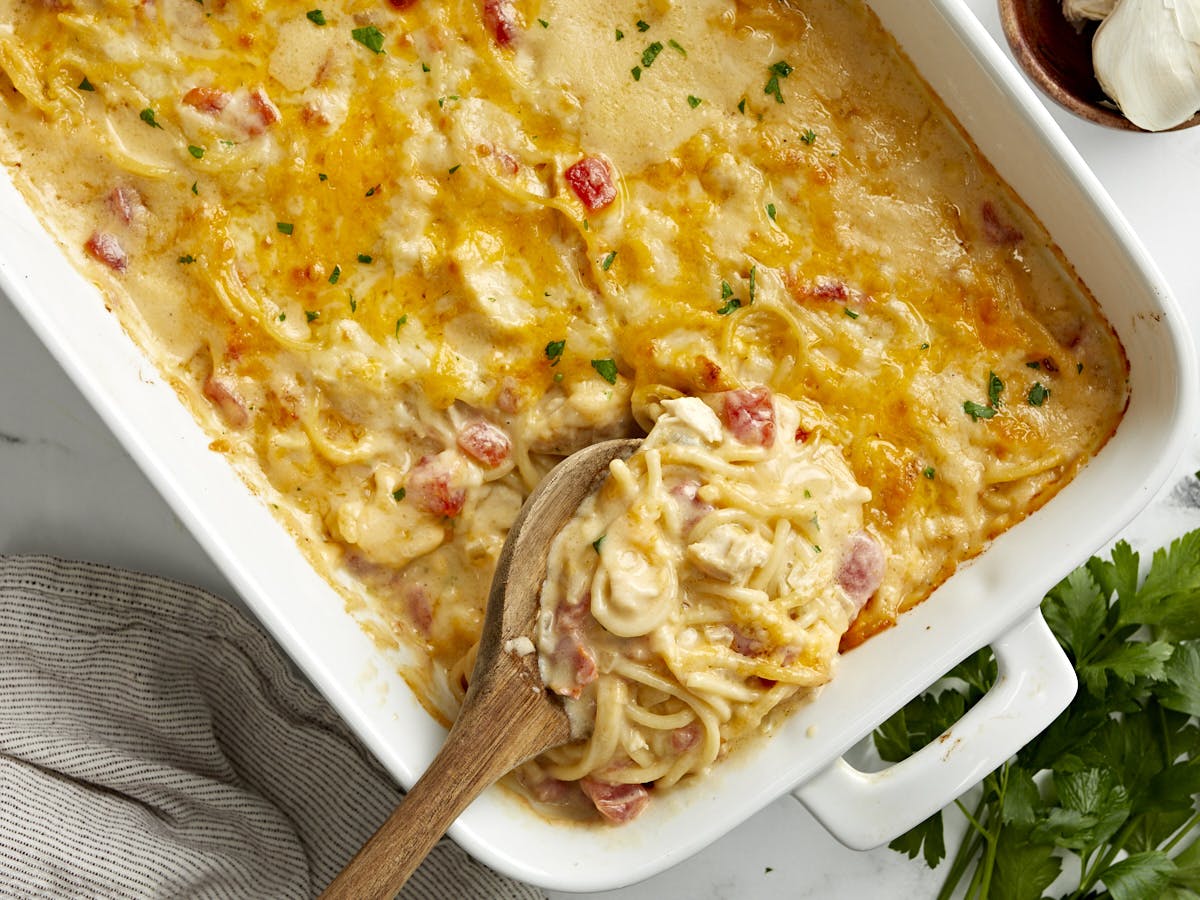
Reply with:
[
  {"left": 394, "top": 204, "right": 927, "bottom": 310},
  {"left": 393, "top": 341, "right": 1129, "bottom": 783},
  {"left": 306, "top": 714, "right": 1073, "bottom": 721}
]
[{"left": 2, "top": 2, "right": 1198, "bottom": 897}]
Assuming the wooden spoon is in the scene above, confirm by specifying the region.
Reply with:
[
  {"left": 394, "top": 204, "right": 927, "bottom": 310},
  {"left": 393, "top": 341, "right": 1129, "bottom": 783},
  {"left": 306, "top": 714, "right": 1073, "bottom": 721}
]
[
  {"left": 997, "top": 0, "right": 1200, "bottom": 131},
  {"left": 320, "top": 437, "right": 641, "bottom": 900}
]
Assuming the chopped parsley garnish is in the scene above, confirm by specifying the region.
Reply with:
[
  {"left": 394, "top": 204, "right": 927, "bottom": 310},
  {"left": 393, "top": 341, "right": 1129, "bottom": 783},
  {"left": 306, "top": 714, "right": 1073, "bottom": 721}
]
[
  {"left": 844, "top": 307, "right": 859, "bottom": 319},
  {"left": 177, "top": 254, "right": 195, "bottom": 264},
  {"left": 187, "top": 145, "right": 205, "bottom": 159},
  {"left": 764, "top": 60, "right": 794, "bottom": 104},
  {"left": 591, "top": 358, "right": 619, "bottom": 384},
  {"left": 642, "top": 41, "right": 664, "bottom": 68},
  {"left": 276, "top": 222, "right": 294, "bottom": 235},
  {"left": 348, "top": 292, "right": 357, "bottom": 313},
  {"left": 545, "top": 340, "right": 565, "bottom": 365},
  {"left": 636, "top": 19, "right": 650, "bottom": 31},
  {"left": 421, "top": 62, "right": 430, "bottom": 72},
  {"left": 277, "top": 312, "right": 287, "bottom": 322},
  {"left": 687, "top": 95, "right": 702, "bottom": 108},
  {"left": 988, "top": 371, "right": 1005, "bottom": 407},
  {"left": 668, "top": 39, "right": 687, "bottom": 57},
  {"left": 1026, "top": 360, "right": 1041, "bottom": 369},
  {"left": 592, "top": 534, "right": 606, "bottom": 553},
  {"left": 328, "top": 264, "right": 341, "bottom": 285},
  {"left": 1077, "top": 362, "right": 1085, "bottom": 373},
  {"left": 748, "top": 264, "right": 757, "bottom": 304},
  {"left": 737, "top": 97, "right": 747, "bottom": 114},
  {"left": 365, "top": 185, "right": 379, "bottom": 197},
  {"left": 357, "top": 253, "right": 373, "bottom": 264},
  {"left": 351, "top": 25, "right": 385, "bottom": 54},
  {"left": 448, "top": 164, "right": 461, "bottom": 174},
  {"left": 318, "top": 173, "right": 328, "bottom": 182},
  {"left": 437, "top": 95, "right": 459, "bottom": 108},
  {"left": 631, "top": 66, "right": 642, "bottom": 81},
  {"left": 78, "top": 77, "right": 95, "bottom": 92},
  {"left": 601, "top": 250, "right": 617, "bottom": 271},
  {"left": 963, "top": 400, "right": 996, "bottom": 421},
  {"left": 766, "top": 202, "right": 777, "bottom": 221},
  {"left": 1028, "top": 382, "right": 1050, "bottom": 406},
  {"left": 306, "top": 9, "right": 326, "bottom": 25},
  {"left": 394, "top": 315, "right": 407, "bottom": 337},
  {"left": 920, "top": 342, "right": 930, "bottom": 350},
  {"left": 717, "top": 278, "right": 743, "bottom": 314},
  {"left": 139, "top": 108, "right": 163, "bottom": 129},
  {"left": 191, "top": 181, "right": 198, "bottom": 195},
  {"left": 615, "top": 28, "right": 624, "bottom": 40},
  {"left": 306, "top": 310, "right": 320, "bottom": 322},
  {"left": 922, "top": 466, "right": 936, "bottom": 479},
  {"left": 537, "top": 17, "right": 548, "bottom": 27},
  {"left": 800, "top": 128, "right": 817, "bottom": 145},
  {"left": 392, "top": 487, "right": 406, "bottom": 502}
]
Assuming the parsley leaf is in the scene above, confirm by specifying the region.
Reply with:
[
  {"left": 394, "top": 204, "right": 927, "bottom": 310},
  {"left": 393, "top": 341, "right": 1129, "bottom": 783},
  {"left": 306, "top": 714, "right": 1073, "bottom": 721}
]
[
  {"left": 591, "top": 358, "right": 618, "bottom": 384},
  {"left": 140, "top": 108, "right": 163, "bottom": 129},
  {"left": 963, "top": 400, "right": 996, "bottom": 421},
  {"left": 545, "top": 340, "right": 565, "bottom": 366},
  {"left": 875, "top": 528, "right": 1200, "bottom": 900},
  {"left": 352, "top": 25, "right": 385, "bottom": 54},
  {"left": 306, "top": 9, "right": 326, "bottom": 25}
]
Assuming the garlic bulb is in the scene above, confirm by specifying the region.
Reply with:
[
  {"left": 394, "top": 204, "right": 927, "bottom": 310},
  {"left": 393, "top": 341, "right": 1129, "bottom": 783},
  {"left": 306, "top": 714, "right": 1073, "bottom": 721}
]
[
  {"left": 1062, "top": 0, "right": 1118, "bottom": 24},
  {"left": 1092, "top": 0, "right": 1200, "bottom": 131}
]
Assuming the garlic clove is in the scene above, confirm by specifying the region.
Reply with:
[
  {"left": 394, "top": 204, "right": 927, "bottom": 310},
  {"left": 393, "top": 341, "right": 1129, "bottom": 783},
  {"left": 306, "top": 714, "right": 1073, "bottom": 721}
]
[
  {"left": 1062, "top": 0, "right": 1118, "bottom": 25},
  {"left": 1093, "top": 0, "right": 1200, "bottom": 131}
]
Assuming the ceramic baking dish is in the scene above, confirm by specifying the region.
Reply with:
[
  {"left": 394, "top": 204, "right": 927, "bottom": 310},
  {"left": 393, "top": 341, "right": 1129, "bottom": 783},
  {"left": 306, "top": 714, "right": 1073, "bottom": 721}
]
[{"left": 0, "top": 0, "right": 1194, "bottom": 892}]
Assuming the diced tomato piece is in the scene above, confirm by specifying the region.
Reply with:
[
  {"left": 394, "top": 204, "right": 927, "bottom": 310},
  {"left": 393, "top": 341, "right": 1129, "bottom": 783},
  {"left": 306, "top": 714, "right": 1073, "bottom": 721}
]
[
  {"left": 247, "top": 88, "right": 281, "bottom": 132},
  {"left": 182, "top": 86, "right": 230, "bottom": 113},
  {"left": 84, "top": 232, "right": 127, "bottom": 273},
  {"left": 550, "top": 635, "right": 597, "bottom": 699},
  {"left": 107, "top": 186, "right": 143, "bottom": 225},
  {"left": 721, "top": 387, "right": 776, "bottom": 447},
  {"left": 671, "top": 722, "right": 702, "bottom": 753},
  {"left": 483, "top": 0, "right": 519, "bottom": 46},
  {"left": 202, "top": 374, "right": 249, "bottom": 428},
  {"left": 457, "top": 421, "right": 511, "bottom": 468},
  {"left": 408, "top": 456, "right": 467, "bottom": 517},
  {"left": 580, "top": 779, "right": 650, "bottom": 824},
  {"left": 981, "top": 201, "right": 1023, "bottom": 245},
  {"left": 406, "top": 586, "right": 433, "bottom": 636},
  {"left": 564, "top": 156, "right": 617, "bottom": 211},
  {"left": 670, "top": 480, "right": 713, "bottom": 534},
  {"left": 838, "top": 531, "right": 885, "bottom": 610},
  {"left": 529, "top": 776, "right": 572, "bottom": 804}
]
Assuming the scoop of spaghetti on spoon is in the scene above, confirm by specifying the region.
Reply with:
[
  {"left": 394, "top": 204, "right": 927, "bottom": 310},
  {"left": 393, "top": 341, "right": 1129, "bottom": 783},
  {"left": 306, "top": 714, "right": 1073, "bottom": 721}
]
[{"left": 319, "top": 438, "right": 640, "bottom": 900}]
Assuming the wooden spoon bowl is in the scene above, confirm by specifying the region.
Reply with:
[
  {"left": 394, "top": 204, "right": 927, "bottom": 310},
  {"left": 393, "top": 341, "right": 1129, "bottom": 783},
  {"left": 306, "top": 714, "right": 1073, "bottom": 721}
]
[
  {"left": 998, "top": 0, "right": 1200, "bottom": 131},
  {"left": 320, "top": 437, "right": 641, "bottom": 900}
]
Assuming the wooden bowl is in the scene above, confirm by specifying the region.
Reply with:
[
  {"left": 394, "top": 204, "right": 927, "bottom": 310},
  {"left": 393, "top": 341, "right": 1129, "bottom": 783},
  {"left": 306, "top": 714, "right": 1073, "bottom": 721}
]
[{"left": 998, "top": 0, "right": 1200, "bottom": 131}]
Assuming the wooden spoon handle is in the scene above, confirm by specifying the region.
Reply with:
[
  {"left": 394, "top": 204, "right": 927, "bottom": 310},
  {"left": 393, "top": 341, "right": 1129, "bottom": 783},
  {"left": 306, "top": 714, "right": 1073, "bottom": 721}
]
[
  {"left": 319, "top": 678, "right": 568, "bottom": 899},
  {"left": 318, "top": 734, "right": 494, "bottom": 899}
]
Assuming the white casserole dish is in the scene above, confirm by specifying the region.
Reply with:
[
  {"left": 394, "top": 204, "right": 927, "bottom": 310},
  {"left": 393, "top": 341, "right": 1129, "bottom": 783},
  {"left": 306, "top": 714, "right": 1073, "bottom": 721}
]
[{"left": 0, "top": 0, "right": 1194, "bottom": 892}]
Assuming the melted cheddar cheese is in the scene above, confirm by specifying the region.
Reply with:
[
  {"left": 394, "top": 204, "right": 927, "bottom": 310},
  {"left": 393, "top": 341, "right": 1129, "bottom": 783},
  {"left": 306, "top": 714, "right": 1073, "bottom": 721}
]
[{"left": 0, "top": 0, "right": 1128, "bottom": 822}]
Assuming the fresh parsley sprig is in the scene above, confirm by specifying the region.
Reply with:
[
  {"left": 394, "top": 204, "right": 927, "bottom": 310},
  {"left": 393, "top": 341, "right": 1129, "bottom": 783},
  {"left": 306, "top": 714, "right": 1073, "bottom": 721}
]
[{"left": 875, "top": 528, "right": 1200, "bottom": 900}]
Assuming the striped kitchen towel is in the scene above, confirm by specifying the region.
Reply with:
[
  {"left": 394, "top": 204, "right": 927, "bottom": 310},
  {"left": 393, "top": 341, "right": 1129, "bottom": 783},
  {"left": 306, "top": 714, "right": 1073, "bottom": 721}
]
[{"left": 0, "top": 555, "right": 542, "bottom": 900}]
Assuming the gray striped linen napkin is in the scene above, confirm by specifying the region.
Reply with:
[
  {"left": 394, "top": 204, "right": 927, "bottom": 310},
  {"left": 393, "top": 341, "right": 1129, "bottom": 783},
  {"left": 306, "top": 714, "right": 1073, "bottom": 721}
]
[{"left": 0, "top": 555, "right": 543, "bottom": 900}]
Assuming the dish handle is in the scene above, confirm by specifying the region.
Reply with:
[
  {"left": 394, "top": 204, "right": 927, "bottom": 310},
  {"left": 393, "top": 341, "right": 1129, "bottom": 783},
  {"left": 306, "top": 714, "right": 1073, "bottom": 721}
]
[{"left": 793, "top": 608, "right": 1075, "bottom": 849}]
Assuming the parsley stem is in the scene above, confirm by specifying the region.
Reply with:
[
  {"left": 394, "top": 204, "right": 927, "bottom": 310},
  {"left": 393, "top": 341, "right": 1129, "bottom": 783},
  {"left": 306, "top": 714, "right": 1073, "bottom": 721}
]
[
  {"left": 1163, "top": 811, "right": 1200, "bottom": 855},
  {"left": 938, "top": 795, "right": 988, "bottom": 900},
  {"left": 975, "top": 764, "right": 1008, "bottom": 900},
  {"left": 1070, "top": 817, "right": 1140, "bottom": 900}
]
